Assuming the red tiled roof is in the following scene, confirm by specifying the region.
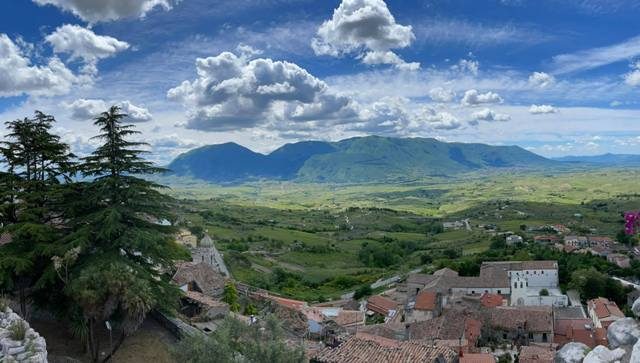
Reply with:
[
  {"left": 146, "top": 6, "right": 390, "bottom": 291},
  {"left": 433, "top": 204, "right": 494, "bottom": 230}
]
[
  {"left": 312, "top": 333, "right": 458, "bottom": 363},
  {"left": 490, "top": 306, "right": 553, "bottom": 333},
  {"left": 460, "top": 353, "right": 496, "bottom": 363},
  {"left": 367, "top": 295, "right": 398, "bottom": 316},
  {"left": 480, "top": 293, "right": 504, "bottom": 308},
  {"left": 554, "top": 319, "right": 597, "bottom": 348},
  {"left": 588, "top": 298, "right": 624, "bottom": 320},
  {"left": 414, "top": 291, "right": 437, "bottom": 311}
]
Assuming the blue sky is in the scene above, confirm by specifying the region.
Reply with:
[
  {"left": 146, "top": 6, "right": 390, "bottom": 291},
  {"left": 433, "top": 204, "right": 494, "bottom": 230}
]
[{"left": 1, "top": 0, "right": 640, "bottom": 163}]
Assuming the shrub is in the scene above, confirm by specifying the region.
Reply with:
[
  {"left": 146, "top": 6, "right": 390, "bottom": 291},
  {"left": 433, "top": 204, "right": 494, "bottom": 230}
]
[
  {"left": 9, "top": 320, "right": 27, "bottom": 341},
  {"left": 0, "top": 297, "right": 8, "bottom": 312},
  {"left": 539, "top": 288, "right": 549, "bottom": 296}
]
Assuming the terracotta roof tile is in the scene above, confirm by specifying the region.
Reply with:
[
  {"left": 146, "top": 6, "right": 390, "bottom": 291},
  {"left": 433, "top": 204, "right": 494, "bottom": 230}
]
[
  {"left": 490, "top": 306, "right": 553, "bottom": 333},
  {"left": 480, "top": 293, "right": 504, "bottom": 308},
  {"left": 459, "top": 353, "right": 496, "bottom": 363},
  {"left": 367, "top": 295, "right": 398, "bottom": 316},
  {"left": 312, "top": 333, "right": 458, "bottom": 363},
  {"left": 588, "top": 298, "right": 624, "bottom": 320},
  {"left": 172, "top": 262, "right": 226, "bottom": 298},
  {"left": 415, "top": 291, "right": 437, "bottom": 311}
]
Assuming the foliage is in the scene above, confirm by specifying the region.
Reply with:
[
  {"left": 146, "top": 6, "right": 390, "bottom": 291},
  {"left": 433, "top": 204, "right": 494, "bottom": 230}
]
[
  {"left": 243, "top": 303, "right": 257, "bottom": 316},
  {"left": 222, "top": 281, "right": 240, "bottom": 312},
  {"left": 8, "top": 319, "right": 27, "bottom": 341},
  {"left": 539, "top": 288, "right": 549, "bottom": 296},
  {"left": 172, "top": 316, "right": 305, "bottom": 363},
  {"left": 353, "top": 285, "right": 373, "bottom": 300},
  {"left": 568, "top": 268, "right": 629, "bottom": 304}
]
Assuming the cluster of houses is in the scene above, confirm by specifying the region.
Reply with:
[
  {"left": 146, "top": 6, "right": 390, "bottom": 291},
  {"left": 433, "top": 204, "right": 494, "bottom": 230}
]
[
  {"left": 309, "top": 260, "right": 632, "bottom": 362},
  {"left": 168, "top": 230, "right": 636, "bottom": 362}
]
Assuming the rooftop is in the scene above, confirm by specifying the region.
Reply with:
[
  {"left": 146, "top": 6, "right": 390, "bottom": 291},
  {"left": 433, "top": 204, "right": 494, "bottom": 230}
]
[
  {"left": 588, "top": 297, "right": 625, "bottom": 320},
  {"left": 367, "top": 295, "right": 398, "bottom": 316},
  {"left": 312, "top": 333, "right": 458, "bottom": 363},
  {"left": 490, "top": 306, "right": 553, "bottom": 333},
  {"left": 519, "top": 345, "right": 554, "bottom": 363},
  {"left": 460, "top": 353, "right": 496, "bottom": 363},
  {"left": 414, "top": 291, "right": 437, "bottom": 311},
  {"left": 172, "top": 261, "right": 226, "bottom": 297}
]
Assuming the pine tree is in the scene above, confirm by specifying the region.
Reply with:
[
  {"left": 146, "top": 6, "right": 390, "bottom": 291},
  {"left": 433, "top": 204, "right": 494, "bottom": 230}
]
[
  {"left": 0, "top": 111, "right": 75, "bottom": 317},
  {"left": 59, "top": 106, "right": 187, "bottom": 362}
]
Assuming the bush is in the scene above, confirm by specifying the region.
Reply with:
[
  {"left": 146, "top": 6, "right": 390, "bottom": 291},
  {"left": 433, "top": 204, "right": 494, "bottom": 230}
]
[
  {"left": 9, "top": 320, "right": 27, "bottom": 341},
  {"left": 353, "top": 285, "right": 373, "bottom": 300},
  {"left": 0, "top": 297, "right": 8, "bottom": 312},
  {"left": 539, "top": 288, "right": 549, "bottom": 296}
]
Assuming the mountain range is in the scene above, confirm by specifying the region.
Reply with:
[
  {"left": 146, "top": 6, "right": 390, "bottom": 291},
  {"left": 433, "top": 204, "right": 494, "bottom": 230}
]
[
  {"left": 553, "top": 153, "right": 640, "bottom": 165},
  {"left": 167, "top": 136, "right": 557, "bottom": 183}
]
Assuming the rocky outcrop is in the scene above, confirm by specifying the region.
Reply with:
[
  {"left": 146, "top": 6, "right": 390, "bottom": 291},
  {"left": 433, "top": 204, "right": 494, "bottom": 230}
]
[
  {"left": 0, "top": 307, "right": 47, "bottom": 362},
  {"left": 607, "top": 318, "right": 640, "bottom": 349},
  {"left": 582, "top": 345, "right": 626, "bottom": 363},
  {"left": 555, "top": 342, "right": 590, "bottom": 363}
]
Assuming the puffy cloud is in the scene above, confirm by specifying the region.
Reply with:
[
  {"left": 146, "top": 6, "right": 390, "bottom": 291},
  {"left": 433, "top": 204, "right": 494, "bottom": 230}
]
[
  {"left": 361, "top": 50, "right": 420, "bottom": 71},
  {"left": 469, "top": 108, "right": 511, "bottom": 124},
  {"left": 529, "top": 104, "right": 558, "bottom": 114},
  {"left": 528, "top": 71, "right": 555, "bottom": 88},
  {"left": 0, "top": 33, "right": 78, "bottom": 97},
  {"left": 167, "top": 50, "right": 359, "bottom": 131},
  {"left": 461, "top": 89, "right": 503, "bottom": 106},
  {"left": 429, "top": 87, "right": 456, "bottom": 103},
  {"left": 312, "top": 0, "right": 419, "bottom": 69},
  {"left": 119, "top": 100, "right": 153, "bottom": 122},
  {"left": 65, "top": 98, "right": 152, "bottom": 122},
  {"left": 418, "top": 108, "right": 462, "bottom": 130},
  {"left": 32, "top": 0, "right": 177, "bottom": 23},
  {"left": 624, "top": 61, "right": 640, "bottom": 87},
  {"left": 45, "top": 24, "right": 129, "bottom": 75}
]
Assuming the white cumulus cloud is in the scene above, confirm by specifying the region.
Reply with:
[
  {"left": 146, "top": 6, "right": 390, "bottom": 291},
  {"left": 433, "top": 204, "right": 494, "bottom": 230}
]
[
  {"left": 65, "top": 98, "right": 152, "bottom": 122},
  {"left": 0, "top": 33, "right": 78, "bottom": 97},
  {"left": 429, "top": 87, "right": 456, "bottom": 103},
  {"left": 528, "top": 71, "right": 555, "bottom": 88},
  {"left": 415, "top": 107, "right": 461, "bottom": 130},
  {"left": 45, "top": 24, "right": 129, "bottom": 75},
  {"left": 312, "top": 0, "right": 419, "bottom": 70},
  {"left": 470, "top": 108, "right": 511, "bottom": 124},
  {"left": 33, "top": 0, "right": 177, "bottom": 23},
  {"left": 167, "top": 50, "right": 359, "bottom": 131},
  {"left": 461, "top": 89, "right": 503, "bottom": 106},
  {"left": 529, "top": 104, "right": 558, "bottom": 114}
]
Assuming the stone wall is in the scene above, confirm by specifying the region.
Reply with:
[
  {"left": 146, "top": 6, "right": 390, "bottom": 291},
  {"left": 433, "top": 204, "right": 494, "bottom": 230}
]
[{"left": 0, "top": 307, "right": 47, "bottom": 363}]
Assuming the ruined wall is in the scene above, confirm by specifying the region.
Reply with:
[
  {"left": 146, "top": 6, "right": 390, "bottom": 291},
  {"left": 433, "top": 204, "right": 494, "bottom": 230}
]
[{"left": 0, "top": 307, "right": 47, "bottom": 363}]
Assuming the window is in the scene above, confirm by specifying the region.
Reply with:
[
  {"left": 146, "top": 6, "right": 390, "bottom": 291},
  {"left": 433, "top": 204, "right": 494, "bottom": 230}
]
[
  {"left": 542, "top": 333, "right": 548, "bottom": 342},
  {"left": 520, "top": 282, "right": 523, "bottom": 288},
  {"left": 514, "top": 282, "right": 517, "bottom": 288},
  {"left": 498, "top": 290, "right": 501, "bottom": 294},
  {"left": 472, "top": 290, "right": 475, "bottom": 294},
  {"left": 503, "top": 333, "right": 507, "bottom": 340},
  {"left": 528, "top": 332, "right": 533, "bottom": 339}
]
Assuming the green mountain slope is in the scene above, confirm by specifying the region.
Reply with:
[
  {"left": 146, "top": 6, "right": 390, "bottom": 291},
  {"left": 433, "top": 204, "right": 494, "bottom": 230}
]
[{"left": 167, "top": 136, "right": 556, "bottom": 183}]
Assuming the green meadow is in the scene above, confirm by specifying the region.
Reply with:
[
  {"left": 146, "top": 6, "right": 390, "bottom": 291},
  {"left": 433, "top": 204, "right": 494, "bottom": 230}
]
[{"left": 172, "top": 168, "right": 640, "bottom": 301}]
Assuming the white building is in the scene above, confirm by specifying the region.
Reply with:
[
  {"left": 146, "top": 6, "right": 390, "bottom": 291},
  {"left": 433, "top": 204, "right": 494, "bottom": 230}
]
[{"left": 506, "top": 235, "right": 524, "bottom": 245}]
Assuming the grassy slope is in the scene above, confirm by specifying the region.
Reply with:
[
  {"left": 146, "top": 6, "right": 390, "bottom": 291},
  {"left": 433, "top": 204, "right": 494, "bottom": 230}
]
[{"left": 173, "top": 168, "right": 640, "bottom": 301}]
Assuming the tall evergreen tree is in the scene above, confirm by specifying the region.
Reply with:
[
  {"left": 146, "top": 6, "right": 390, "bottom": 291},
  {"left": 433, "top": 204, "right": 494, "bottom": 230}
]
[
  {"left": 59, "top": 106, "right": 186, "bottom": 362},
  {"left": 0, "top": 111, "right": 75, "bottom": 317}
]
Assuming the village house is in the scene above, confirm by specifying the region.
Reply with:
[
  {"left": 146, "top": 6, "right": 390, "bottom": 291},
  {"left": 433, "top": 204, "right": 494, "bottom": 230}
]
[
  {"left": 406, "top": 291, "right": 441, "bottom": 323},
  {"left": 506, "top": 235, "right": 523, "bottom": 245},
  {"left": 607, "top": 253, "right": 631, "bottom": 268},
  {"left": 311, "top": 332, "right": 458, "bottom": 363},
  {"left": 587, "top": 297, "right": 625, "bottom": 329},
  {"left": 553, "top": 318, "right": 606, "bottom": 348},
  {"left": 480, "top": 293, "right": 505, "bottom": 308},
  {"left": 401, "top": 261, "right": 567, "bottom": 307},
  {"left": 175, "top": 228, "right": 198, "bottom": 248},
  {"left": 172, "top": 261, "right": 226, "bottom": 298},
  {"left": 488, "top": 306, "right": 554, "bottom": 344},
  {"left": 534, "top": 235, "right": 560, "bottom": 244},
  {"left": 366, "top": 295, "right": 400, "bottom": 321},
  {"left": 589, "top": 236, "right": 614, "bottom": 249},
  {"left": 564, "top": 235, "right": 588, "bottom": 248},
  {"left": 407, "top": 310, "right": 483, "bottom": 354},
  {"left": 553, "top": 224, "right": 571, "bottom": 234}
]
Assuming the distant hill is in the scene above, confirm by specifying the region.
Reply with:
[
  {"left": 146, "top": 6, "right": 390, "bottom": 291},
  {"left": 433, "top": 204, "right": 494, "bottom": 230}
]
[
  {"left": 554, "top": 153, "right": 640, "bottom": 165},
  {"left": 167, "top": 136, "right": 557, "bottom": 183}
]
